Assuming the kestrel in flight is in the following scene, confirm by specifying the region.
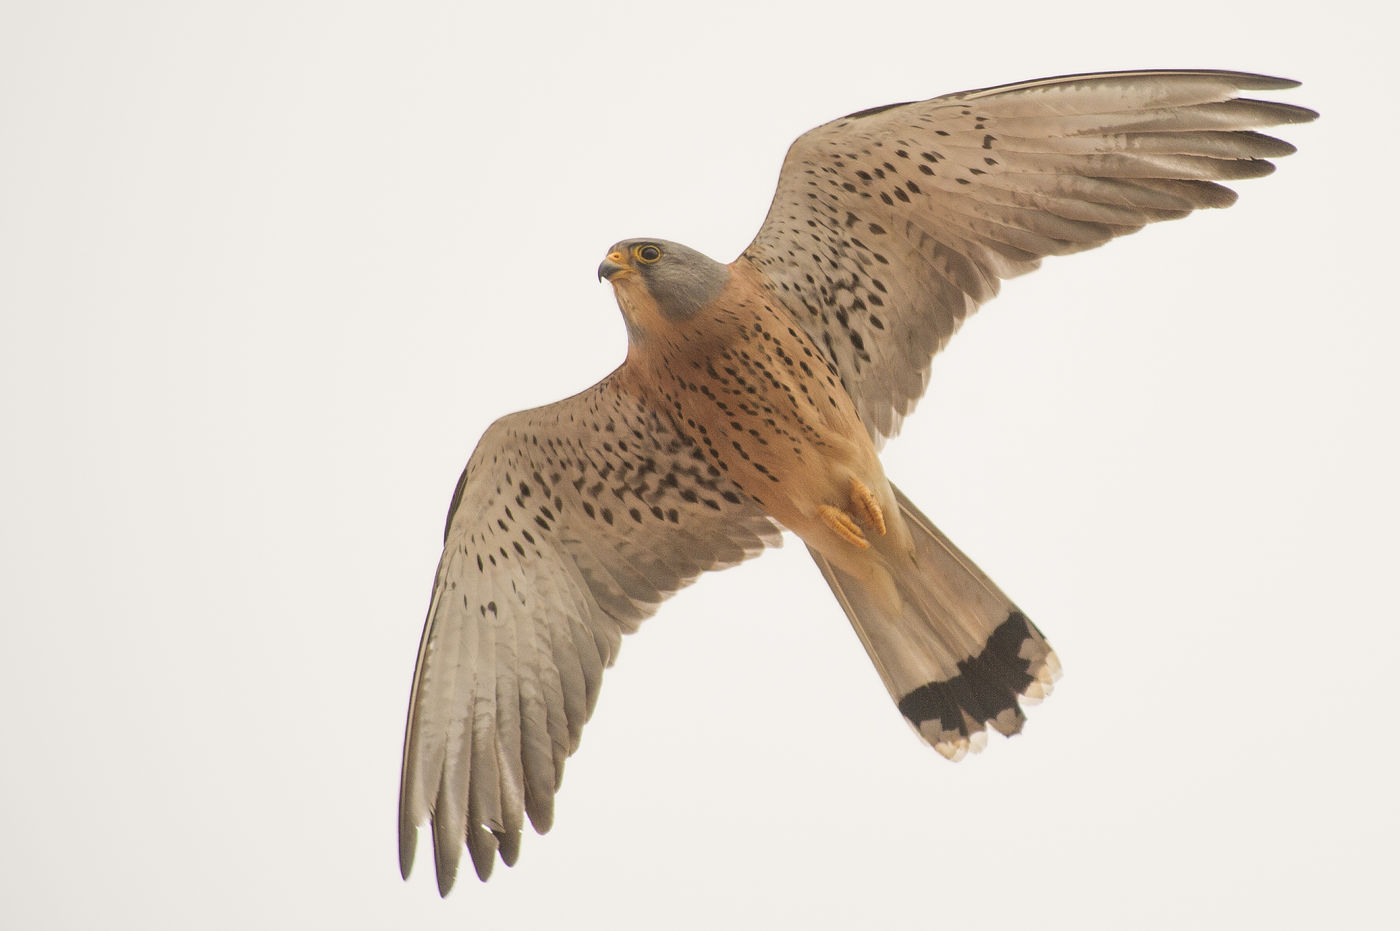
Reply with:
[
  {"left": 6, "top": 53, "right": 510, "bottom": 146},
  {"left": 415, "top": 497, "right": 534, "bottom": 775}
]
[{"left": 398, "top": 69, "right": 1315, "bottom": 893}]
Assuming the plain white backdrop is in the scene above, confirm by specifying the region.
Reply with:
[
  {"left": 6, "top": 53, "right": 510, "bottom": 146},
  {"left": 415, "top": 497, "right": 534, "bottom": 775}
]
[{"left": 3, "top": 2, "right": 1395, "bottom": 928}]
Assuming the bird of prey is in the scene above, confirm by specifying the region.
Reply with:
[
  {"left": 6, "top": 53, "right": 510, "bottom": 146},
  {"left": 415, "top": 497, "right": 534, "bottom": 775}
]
[{"left": 397, "top": 69, "right": 1315, "bottom": 893}]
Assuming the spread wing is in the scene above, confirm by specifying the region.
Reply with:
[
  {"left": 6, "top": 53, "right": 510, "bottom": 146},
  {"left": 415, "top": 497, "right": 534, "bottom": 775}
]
[
  {"left": 398, "top": 372, "right": 781, "bottom": 893},
  {"left": 740, "top": 69, "right": 1317, "bottom": 442}
]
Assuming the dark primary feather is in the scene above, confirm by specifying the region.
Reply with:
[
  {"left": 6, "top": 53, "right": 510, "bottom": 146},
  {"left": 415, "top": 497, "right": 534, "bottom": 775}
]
[
  {"left": 741, "top": 69, "right": 1316, "bottom": 444},
  {"left": 400, "top": 68, "right": 1314, "bottom": 892},
  {"left": 398, "top": 374, "right": 780, "bottom": 893}
]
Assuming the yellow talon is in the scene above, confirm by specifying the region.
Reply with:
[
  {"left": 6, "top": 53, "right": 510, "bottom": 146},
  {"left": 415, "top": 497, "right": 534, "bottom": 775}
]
[
  {"left": 819, "top": 504, "right": 870, "bottom": 549},
  {"left": 850, "top": 477, "right": 887, "bottom": 536}
]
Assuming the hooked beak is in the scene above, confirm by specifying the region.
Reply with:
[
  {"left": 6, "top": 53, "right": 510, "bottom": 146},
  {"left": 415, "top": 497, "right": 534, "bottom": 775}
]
[{"left": 597, "top": 251, "right": 629, "bottom": 282}]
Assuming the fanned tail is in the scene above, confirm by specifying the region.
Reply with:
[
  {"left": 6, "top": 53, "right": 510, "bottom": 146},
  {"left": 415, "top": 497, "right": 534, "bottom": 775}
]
[{"left": 808, "top": 483, "right": 1060, "bottom": 760}]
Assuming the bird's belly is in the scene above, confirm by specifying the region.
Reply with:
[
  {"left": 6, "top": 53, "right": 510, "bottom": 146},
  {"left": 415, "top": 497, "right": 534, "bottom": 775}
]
[
  {"left": 698, "top": 405, "right": 862, "bottom": 523},
  {"left": 657, "top": 355, "right": 892, "bottom": 560},
  {"left": 622, "top": 287, "right": 900, "bottom": 563}
]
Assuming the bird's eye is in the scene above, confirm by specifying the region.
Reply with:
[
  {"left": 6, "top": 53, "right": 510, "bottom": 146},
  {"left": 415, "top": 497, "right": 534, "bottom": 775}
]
[{"left": 635, "top": 244, "right": 662, "bottom": 264}]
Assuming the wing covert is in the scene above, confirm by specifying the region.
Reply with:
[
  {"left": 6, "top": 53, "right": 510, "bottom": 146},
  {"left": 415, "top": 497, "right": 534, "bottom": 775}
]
[
  {"left": 739, "top": 69, "right": 1316, "bottom": 443},
  {"left": 398, "top": 372, "right": 781, "bottom": 893}
]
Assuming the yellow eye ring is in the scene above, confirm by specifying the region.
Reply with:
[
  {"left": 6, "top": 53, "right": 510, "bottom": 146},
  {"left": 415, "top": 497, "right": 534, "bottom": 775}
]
[{"left": 634, "top": 244, "right": 662, "bottom": 264}]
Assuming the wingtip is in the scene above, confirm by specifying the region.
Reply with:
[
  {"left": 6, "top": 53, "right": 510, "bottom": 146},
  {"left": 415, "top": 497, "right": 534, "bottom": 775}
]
[
  {"left": 432, "top": 824, "right": 464, "bottom": 896},
  {"left": 434, "top": 861, "right": 459, "bottom": 897},
  {"left": 398, "top": 815, "right": 422, "bottom": 881},
  {"left": 466, "top": 824, "right": 499, "bottom": 883},
  {"left": 1248, "top": 100, "right": 1319, "bottom": 125},
  {"left": 498, "top": 830, "right": 522, "bottom": 868},
  {"left": 1226, "top": 71, "right": 1302, "bottom": 90},
  {"left": 525, "top": 790, "right": 556, "bottom": 835}
]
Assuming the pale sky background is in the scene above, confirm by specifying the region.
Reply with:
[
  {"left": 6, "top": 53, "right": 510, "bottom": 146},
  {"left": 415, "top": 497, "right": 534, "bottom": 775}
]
[{"left": 2, "top": 2, "right": 1395, "bottom": 929}]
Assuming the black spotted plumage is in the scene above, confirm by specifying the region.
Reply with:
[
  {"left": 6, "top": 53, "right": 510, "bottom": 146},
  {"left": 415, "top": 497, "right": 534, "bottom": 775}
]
[
  {"left": 400, "top": 378, "right": 780, "bottom": 890},
  {"left": 399, "top": 69, "right": 1314, "bottom": 894},
  {"left": 744, "top": 69, "right": 1315, "bottom": 442}
]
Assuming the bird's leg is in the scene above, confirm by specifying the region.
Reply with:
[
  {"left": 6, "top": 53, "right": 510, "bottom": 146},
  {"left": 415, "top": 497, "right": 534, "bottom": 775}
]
[
  {"left": 819, "top": 505, "right": 870, "bottom": 549},
  {"left": 849, "top": 477, "right": 887, "bottom": 536},
  {"left": 818, "top": 478, "right": 887, "bottom": 548}
]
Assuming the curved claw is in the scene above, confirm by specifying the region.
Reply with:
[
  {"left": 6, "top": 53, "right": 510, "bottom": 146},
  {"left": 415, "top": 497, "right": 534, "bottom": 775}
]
[
  {"left": 850, "top": 477, "right": 887, "bottom": 536},
  {"left": 819, "top": 505, "right": 870, "bottom": 549}
]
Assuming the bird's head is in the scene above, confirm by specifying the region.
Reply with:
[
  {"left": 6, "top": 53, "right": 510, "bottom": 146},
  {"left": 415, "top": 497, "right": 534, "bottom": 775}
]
[{"left": 598, "top": 238, "right": 730, "bottom": 341}]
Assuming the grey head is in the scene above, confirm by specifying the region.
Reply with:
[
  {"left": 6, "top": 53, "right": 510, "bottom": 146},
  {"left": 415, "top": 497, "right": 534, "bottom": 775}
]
[{"left": 597, "top": 238, "right": 730, "bottom": 321}]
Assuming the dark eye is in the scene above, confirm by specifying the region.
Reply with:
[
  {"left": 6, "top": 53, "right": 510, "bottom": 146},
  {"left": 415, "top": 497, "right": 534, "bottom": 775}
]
[{"left": 635, "top": 244, "right": 662, "bottom": 264}]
